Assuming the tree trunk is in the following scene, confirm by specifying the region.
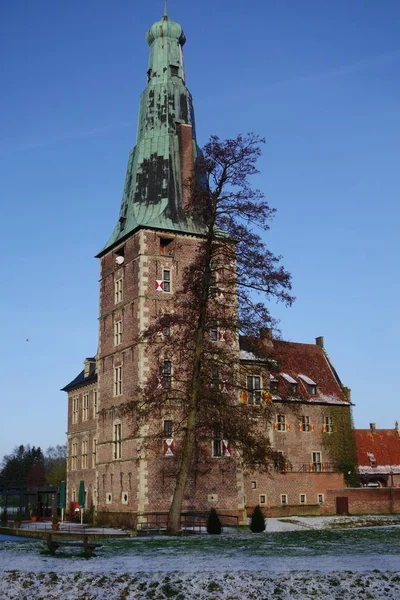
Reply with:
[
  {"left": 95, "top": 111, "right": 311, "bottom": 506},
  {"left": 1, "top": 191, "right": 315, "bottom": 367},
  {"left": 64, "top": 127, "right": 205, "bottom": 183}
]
[{"left": 167, "top": 220, "right": 216, "bottom": 535}]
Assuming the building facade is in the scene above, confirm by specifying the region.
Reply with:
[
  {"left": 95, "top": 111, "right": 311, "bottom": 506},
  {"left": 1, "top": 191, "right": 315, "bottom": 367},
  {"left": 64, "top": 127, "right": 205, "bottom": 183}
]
[{"left": 63, "top": 8, "right": 355, "bottom": 523}]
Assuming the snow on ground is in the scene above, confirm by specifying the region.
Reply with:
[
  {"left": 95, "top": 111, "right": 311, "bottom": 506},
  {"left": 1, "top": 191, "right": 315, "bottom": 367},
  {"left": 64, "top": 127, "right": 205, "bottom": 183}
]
[{"left": 1, "top": 518, "right": 400, "bottom": 599}]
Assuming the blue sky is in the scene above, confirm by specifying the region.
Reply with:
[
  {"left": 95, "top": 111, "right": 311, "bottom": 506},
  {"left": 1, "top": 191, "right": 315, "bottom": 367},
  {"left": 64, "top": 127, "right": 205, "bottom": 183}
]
[{"left": 0, "top": 0, "right": 399, "bottom": 459}]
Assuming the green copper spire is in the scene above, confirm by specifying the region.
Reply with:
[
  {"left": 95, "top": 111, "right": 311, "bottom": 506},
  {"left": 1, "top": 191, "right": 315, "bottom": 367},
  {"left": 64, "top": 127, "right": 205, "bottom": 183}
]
[{"left": 99, "top": 10, "right": 204, "bottom": 256}]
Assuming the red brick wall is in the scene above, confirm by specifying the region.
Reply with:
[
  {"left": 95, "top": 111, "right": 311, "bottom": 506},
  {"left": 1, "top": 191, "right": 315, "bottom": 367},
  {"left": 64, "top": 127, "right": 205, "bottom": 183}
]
[{"left": 325, "top": 487, "right": 400, "bottom": 515}]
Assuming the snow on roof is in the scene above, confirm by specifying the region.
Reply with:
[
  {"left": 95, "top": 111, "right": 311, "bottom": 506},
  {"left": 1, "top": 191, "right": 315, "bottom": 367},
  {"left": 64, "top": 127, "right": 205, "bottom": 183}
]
[
  {"left": 359, "top": 465, "right": 400, "bottom": 475},
  {"left": 239, "top": 350, "right": 258, "bottom": 361},
  {"left": 299, "top": 374, "right": 317, "bottom": 386},
  {"left": 280, "top": 373, "right": 297, "bottom": 384}
]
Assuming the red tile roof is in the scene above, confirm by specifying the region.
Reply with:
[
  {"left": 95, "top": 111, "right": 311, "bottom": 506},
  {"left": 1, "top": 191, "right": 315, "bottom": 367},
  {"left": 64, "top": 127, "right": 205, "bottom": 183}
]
[
  {"left": 272, "top": 340, "right": 348, "bottom": 405},
  {"left": 355, "top": 429, "right": 400, "bottom": 468},
  {"left": 239, "top": 336, "right": 348, "bottom": 405}
]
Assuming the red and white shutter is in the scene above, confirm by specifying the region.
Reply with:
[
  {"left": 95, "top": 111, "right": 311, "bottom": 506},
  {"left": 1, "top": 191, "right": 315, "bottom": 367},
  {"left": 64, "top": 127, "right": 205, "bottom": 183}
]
[
  {"left": 164, "top": 439, "right": 174, "bottom": 457},
  {"left": 218, "top": 330, "right": 226, "bottom": 342},
  {"left": 156, "top": 280, "right": 163, "bottom": 292},
  {"left": 157, "top": 376, "right": 164, "bottom": 389},
  {"left": 222, "top": 440, "right": 231, "bottom": 457},
  {"left": 220, "top": 380, "right": 229, "bottom": 393}
]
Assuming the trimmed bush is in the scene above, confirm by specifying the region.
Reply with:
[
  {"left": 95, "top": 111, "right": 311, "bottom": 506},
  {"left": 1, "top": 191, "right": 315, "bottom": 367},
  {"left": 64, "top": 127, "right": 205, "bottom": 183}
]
[
  {"left": 206, "top": 508, "right": 222, "bottom": 534},
  {"left": 250, "top": 505, "right": 266, "bottom": 533}
]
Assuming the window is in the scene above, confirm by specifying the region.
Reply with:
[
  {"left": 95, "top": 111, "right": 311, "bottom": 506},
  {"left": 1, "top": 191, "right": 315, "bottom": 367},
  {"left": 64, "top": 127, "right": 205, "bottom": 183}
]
[
  {"left": 114, "top": 365, "right": 122, "bottom": 396},
  {"left": 114, "top": 278, "right": 123, "bottom": 303},
  {"left": 71, "top": 442, "right": 78, "bottom": 470},
  {"left": 308, "top": 384, "right": 317, "bottom": 395},
  {"left": 212, "top": 424, "right": 222, "bottom": 457},
  {"left": 163, "top": 269, "right": 171, "bottom": 293},
  {"left": 163, "top": 420, "right": 173, "bottom": 438},
  {"left": 114, "top": 320, "right": 122, "bottom": 346},
  {"left": 83, "top": 394, "right": 89, "bottom": 421},
  {"left": 159, "top": 238, "right": 172, "bottom": 255},
  {"left": 113, "top": 421, "right": 122, "bottom": 459},
  {"left": 301, "top": 415, "right": 310, "bottom": 432},
  {"left": 290, "top": 382, "right": 298, "bottom": 395},
  {"left": 270, "top": 378, "right": 279, "bottom": 393},
  {"left": 93, "top": 391, "right": 98, "bottom": 418},
  {"left": 276, "top": 414, "right": 286, "bottom": 431},
  {"left": 92, "top": 438, "right": 97, "bottom": 466},
  {"left": 82, "top": 441, "right": 88, "bottom": 469},
  {"left": 300, "top": 494, "right": 306, "bottom": 504},
  {"left": 324, "top": 416, "right": 333, "bottom": 433},
  {"left": 163, "top": 361, "right": 172, "bottom": 390},
  {"left": 170, "top": 65, "right": 179, "bottom": 76},
  {"left": 312, "top": 452, "right": 322, "bottom": 472},
  {"left": 247, "top": 376, "right": 261, "bottom": 405},
  {"left": 251, "top": 481, "right": 257, "bottom": 490},
  {"left": 211, "top": 364, "right": 219, "bottom": 388},
  {"left": 72, "top": 396, "right": 79, "bottom": 424},
  {"left": 260, "top": 495, "right": 266, "bottom": 505},
  {"left": 281, "top": 494, "right": 288, "bottom": 505},
  {"left": 318, "top": 493, "right": 324, "bottom": 504},
  {"left": 210, "top": 324, "right": 218, "bottom": 341}
]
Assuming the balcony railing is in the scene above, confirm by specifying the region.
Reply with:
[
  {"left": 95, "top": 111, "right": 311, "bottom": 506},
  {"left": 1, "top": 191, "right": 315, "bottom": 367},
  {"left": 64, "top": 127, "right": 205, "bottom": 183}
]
[{"left": 275, "top": 462, "right": 337, "bottom": 474}]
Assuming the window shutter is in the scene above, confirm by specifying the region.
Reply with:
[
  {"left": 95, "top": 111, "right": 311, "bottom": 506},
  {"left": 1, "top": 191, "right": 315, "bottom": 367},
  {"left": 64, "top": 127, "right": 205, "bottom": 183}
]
[
  {"left": 222, "top": 440, "right": 231, "bottom": 457},
  {"left": 218, "top": 330, "right": 226, "bottom": 341},
  {"left": 286, "top": 423, "right": 291, "bottom": 432},
  {"left": 157, "top": 376, "right": 164, "bottom": 389},
  {"left": 156, "top": 280, "right": 163, "bottom": 291},
  {"left": 164, "top": 439, "right": 174, "bottom": 456},
  {"left": 273, "top": 422, "right": 278, "bottom": 431},
  {"left": 160, "top": 245, "right": 165, "bottom": 255},
  {"left": 240, "top": 390, "right": 248, "bottom": 404},
  {"left": 311, "top": 424, "right": 315, "bottom": 432},
  {"left": 309, "top": 463, "right": 313, "bottom": 472},
  {"left": 322, "top": 424, "right": 327, "bottom": 433},
  {"left": 322, "top": 463, "right": 327, "bottom": 472},
  {"left": 298, "top": 423, "right": 302, "bottom": 432},
  {"left": 220, "top": 380, "right": 229, "bottom": 393},
  {"left": 261, "top": 391, "right": 272, "bottom": 405},
  {"left": 217, "top": 290, "right": 225, "bottom": 300}
]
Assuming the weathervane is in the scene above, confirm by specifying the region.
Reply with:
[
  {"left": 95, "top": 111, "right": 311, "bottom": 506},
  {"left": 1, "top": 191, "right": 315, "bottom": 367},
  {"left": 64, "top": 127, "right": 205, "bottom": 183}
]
[{"left": 163, "top": 0, "right": 168, "bottom": 19}]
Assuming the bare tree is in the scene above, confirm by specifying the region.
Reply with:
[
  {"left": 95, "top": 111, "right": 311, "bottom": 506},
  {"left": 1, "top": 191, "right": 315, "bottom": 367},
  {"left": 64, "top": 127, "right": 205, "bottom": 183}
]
[{"left": 128, "top": 134, "right": 294, "bottom": 534}]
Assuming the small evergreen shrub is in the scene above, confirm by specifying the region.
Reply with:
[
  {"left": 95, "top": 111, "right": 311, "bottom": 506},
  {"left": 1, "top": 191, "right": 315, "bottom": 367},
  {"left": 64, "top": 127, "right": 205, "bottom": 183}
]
[
  {"left": 206, "top": 508, "right": 222, "bottom": 534},
  {"left": 250, "top": 505, "right": 266, "bottom": 533}
]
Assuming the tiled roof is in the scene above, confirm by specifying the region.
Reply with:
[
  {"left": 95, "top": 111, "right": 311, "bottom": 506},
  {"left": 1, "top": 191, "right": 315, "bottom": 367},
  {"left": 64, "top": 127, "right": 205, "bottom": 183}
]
[
  {"left": 355, "top": 429, "right": 400, "bottom": 470},
  {"left": 239, "top": 337, "right": 348, "bottom": 406}
]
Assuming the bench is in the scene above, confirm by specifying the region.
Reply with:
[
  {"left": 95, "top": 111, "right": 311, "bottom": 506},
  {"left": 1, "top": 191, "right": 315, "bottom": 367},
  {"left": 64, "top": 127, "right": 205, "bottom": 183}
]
[{"left": 46, "top": 534, "right": 103, "bottom": 557}]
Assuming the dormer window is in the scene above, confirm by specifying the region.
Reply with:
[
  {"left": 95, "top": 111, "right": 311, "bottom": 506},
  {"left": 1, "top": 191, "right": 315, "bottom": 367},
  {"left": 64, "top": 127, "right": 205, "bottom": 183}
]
[
  {"left": 290, "top": 383, "right": 298, "bottom": 395},
  {"left": 299, "top": 375, "right": 317, "bottom": 396},
  {"left": 270, "top": 376, "right": 278, "bottom": 393}
]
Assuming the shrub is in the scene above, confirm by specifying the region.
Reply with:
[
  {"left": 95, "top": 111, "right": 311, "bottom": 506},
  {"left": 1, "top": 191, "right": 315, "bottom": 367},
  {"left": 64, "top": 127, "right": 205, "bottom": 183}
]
[
  {"left": 250, "top": 505, "right": 265, "bottom": 533},
  {"left": 206, "top": 508, "right": 222, "bottom": 534}
]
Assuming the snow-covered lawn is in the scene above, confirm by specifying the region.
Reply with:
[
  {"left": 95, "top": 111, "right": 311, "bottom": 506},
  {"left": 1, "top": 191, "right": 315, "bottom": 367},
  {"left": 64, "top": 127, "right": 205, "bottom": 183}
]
[{"left": 1, "top": 518, "right": 400, "bottom": 599}]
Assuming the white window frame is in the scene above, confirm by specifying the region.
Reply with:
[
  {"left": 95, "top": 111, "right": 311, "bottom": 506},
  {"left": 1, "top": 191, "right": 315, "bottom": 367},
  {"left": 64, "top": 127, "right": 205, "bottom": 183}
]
[
  {"left": 318, "top": 493, "right": 325, "bottom": 504},
  {"left": 92, "top": 438, "right": 97, "bottom": 466},
  {"left": 163, "top": 268, "right": 171, "bottom": 293},
  {"left": 114, "top": 278, "right": 123, "bottom": 304},
  {"left": 114, "top": 365, "right": 123, "bottom": 396},
  {"left": 113, "top": 420, "right": 122, "bottom": 460},
  {"left": 301, "top": 415, "right": 310, "bottom": 432},
  {"left": 72, "top": 396, "right": 79, "bottom": 424},
  {"left": 259, "top": 495, "right": 266, "bottom": 505},
  {"left": 324, "top": 416, "right": 334, "bottom": 433},
  {"left": 93, "top": 391, "right": 98, "bottom": 418},
  {"left": 277, "top": 414, "right": 286, "bottom": 431},
  {"left": 212, "top": 424, "right": 222, "bottom": 457},
  {"left": 82, "top": 394, "right": 89, "bottom": 421},
  {"left": 82, "top": 440, "right": 88, "bottom": 469},
  {"left": 114, "top": 320, "right": 122, "bottom": 346},
  {"left": 247, "top": 375, "right": 261, "bottom": 405},
  {"left": 71, "top": 441, "right": 78, "bottom": 470},
  {"left": 251, "top": 480, "right": 257, "bottom": 490},
  {"left": 281, "top": 494, "right": 288, "bottom": 505},
  {"left": 312, "top": 451, "right": 322, "bottom": 472},
  {"left": 299, "top": 494, "right": 306, "bottom": 504}
]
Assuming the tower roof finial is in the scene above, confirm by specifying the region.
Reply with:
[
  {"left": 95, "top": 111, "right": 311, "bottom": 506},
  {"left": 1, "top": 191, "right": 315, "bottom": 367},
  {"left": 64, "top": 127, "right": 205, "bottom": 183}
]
[{"left": 163, "top": 0, "right": 168, "bottom": 20}]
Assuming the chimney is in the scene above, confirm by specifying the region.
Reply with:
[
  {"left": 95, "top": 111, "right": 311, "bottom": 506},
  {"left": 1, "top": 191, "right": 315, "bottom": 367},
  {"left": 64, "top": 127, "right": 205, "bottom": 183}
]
[
  {"left": 84, "top": 358, "right": 96, "bottom": 378},
  {"left": 343, "top": 386, "right": 351, "bottom": 402},
  {"left": 259, "top": 327, "right": 273, "bottom": 350},
  {"left": 315, "top": 336, "right": 324, "bottom": 348},
  {"left": 370, "top": 423, "right": 376, "bottom": 434}
]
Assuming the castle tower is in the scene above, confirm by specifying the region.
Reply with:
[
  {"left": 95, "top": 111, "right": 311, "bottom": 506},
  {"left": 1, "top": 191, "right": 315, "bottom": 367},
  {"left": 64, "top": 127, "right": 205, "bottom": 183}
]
[{"left": 93, "top": 7, "right": 242, "bottom": 520}]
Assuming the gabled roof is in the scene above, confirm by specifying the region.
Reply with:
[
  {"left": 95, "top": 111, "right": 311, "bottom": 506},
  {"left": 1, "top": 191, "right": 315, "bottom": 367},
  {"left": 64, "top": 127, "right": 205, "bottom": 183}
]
[
  {"left": 239, "top": 336, "right": 348, "bottom": 406},
  {"left": 355, "top": 428, "right": 400, "bottom": 474},
  {"left": 61, "top": 358, "right": 97, "bottom": 392}
]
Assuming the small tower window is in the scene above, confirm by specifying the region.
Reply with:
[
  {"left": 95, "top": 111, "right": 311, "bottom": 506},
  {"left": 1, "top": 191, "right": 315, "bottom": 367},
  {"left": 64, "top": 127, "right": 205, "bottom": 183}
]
[
  {"left": 147, "top": 69, "right": 152, "bottom": 82},
  {"left": 170, "top": 65, "right": 179, "bottom": 76}
]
